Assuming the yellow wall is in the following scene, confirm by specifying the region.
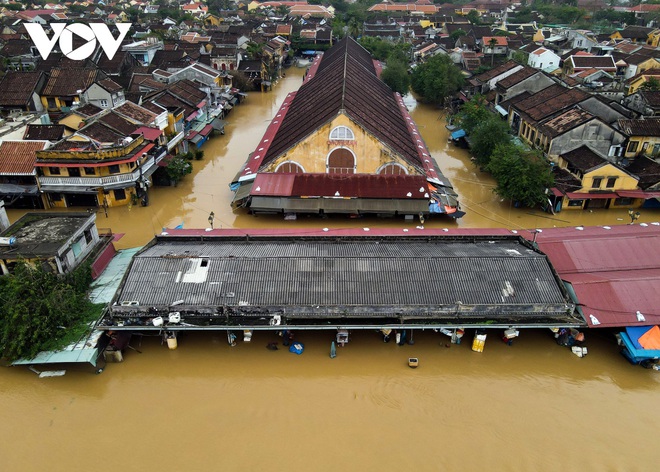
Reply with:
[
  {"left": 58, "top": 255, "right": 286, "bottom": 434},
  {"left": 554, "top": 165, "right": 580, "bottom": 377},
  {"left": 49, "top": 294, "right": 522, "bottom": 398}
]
[
  {"left": 41, "top": 96, "right": 64, "bottom": 111},
  {"left": 623, "top": 135, "right": 660, "bottom": 159},
  {"left": 262, "top": 113, "right": 421, "bottom": 175},
  {"left": 557, "top": 159, "right": 642, "bottom": 210},
  {"left": 41, "top": 161, "right": 137, "bottom": 178}
]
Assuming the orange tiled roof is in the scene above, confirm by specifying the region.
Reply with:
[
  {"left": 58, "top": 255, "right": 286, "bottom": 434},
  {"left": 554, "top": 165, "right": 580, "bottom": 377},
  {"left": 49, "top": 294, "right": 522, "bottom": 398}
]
[{"left": 0, "top": 141, "right": 47, "bottom": 175}]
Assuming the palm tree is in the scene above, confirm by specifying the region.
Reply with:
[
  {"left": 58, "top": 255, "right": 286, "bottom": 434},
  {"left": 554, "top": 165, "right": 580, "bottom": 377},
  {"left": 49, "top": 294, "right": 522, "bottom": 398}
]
[{"left": 488, "top": 37, "right": 498, "bottom": 67}]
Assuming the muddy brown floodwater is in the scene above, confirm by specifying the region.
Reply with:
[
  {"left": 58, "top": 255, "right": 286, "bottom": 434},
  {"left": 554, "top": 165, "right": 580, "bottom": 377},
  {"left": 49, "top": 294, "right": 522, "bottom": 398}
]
[{"left": 2, "top": 67, "right": 660, "bottom": 472}]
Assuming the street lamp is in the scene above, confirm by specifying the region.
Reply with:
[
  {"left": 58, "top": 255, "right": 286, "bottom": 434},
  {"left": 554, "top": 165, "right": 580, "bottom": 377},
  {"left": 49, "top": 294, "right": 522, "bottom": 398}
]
[
  {"left": 208, "top": 211, "right": 215, "bottom": 229},
  {"left": 628, "top": 208, "right": 641, "bottom": 225}
]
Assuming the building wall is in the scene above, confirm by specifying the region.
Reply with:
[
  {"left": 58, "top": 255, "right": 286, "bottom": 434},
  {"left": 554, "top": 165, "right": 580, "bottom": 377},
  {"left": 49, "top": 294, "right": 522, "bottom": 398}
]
[
  {"left": 262, "top": 113, "right": 420, "bottom": 175},
  {"left": 557, "top": 160, "right": 641, "bottom": 210},
  {"left": 623, "top": 134, "right": 660, "bottom": 159},
  {"left": 548, "top": 121, "right": 626, "bottom": 160}
]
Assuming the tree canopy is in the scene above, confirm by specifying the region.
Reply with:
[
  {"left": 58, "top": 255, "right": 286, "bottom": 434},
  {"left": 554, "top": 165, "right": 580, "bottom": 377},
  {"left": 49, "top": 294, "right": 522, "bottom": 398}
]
[
  {"left": 487, "top": 144, "right": 554, "bottom": 208},
  {"left": 381, "top": 59, "right": 411, "bottom": 96},
  {"left": 0, "top": 262, "right": 103, "bottom": 361},
  {"left": 411, "top": 54, "right": 464, "bottom": 106},
  {"left": 469, "top": 117, "right": 512, "bottom": 168}
]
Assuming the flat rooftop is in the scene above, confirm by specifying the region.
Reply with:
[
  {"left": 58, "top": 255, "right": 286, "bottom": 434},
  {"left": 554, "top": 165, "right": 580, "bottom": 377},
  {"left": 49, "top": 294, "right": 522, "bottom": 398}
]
[
  {"left": 106, "top": 234, "right": 579, "bottom": 329},
  {"left": 0, "top": 212, "right": 93, "bottom": 258}
]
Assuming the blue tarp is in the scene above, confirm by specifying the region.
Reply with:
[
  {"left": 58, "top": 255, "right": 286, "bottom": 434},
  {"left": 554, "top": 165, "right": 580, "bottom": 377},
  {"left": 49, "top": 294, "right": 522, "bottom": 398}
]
[
  {"left": 620, "top": 326, "right": 660, "bottom": 364},
  {"left": 302, "top": 50, "right": 316, "bottom": 55},
  {"left": 451, "top": 129, "right": 466, "bottom": 139},
  {"left": 289, "top": 342, "right": 304, "bottom": 355}
]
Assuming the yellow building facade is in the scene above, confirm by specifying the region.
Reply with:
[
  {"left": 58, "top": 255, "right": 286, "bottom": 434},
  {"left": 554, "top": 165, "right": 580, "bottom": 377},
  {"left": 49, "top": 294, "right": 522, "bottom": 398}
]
[{"left": 261, "top": 113, "right": 420, "bottom": 176}]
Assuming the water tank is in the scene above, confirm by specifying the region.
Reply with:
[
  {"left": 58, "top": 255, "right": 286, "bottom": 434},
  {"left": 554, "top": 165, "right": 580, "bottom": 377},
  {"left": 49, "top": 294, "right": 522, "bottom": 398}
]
[{"left": 0, "top": 236, "right": 16, "bottom": 246}]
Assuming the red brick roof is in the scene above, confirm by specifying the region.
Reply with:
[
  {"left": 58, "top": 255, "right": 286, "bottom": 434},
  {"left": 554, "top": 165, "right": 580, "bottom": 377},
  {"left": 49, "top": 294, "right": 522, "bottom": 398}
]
[{"left": 0, "top": 140, "right": 47, "bottom": 175}]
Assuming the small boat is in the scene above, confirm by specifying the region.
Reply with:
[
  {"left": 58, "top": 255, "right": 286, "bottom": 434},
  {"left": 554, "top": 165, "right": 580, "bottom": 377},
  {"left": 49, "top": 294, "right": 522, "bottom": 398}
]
[{"left": 408, "top": 357, "right": 419, "bottom": 368}]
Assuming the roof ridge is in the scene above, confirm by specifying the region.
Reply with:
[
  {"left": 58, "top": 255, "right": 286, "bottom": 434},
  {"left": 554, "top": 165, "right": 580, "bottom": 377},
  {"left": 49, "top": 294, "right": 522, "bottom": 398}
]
[{"left": 340, "top": 37, "right": 348, "bottom": 113}]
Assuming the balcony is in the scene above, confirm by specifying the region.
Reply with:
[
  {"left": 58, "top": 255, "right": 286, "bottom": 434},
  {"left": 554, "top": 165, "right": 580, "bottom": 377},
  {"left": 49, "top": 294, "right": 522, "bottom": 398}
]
[
  {"left": 167, "top": 131, "right": 185, "bottom": 151},
  {"left": 38, "top": 155, "right": 162, "bottom": 190}
]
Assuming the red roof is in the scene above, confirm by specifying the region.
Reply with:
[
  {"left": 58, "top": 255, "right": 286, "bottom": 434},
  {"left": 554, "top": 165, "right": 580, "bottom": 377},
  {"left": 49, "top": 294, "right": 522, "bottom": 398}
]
[
  {"left": 133, "top": 126, "right": 162, "bottom": 141},
  {"left": 0, "top": 140, "right": 47, "bottom": 175},
  {"left": 199, "top": 124, "right": 213, "bottom": 137},
  {"left": 251, "top": 173, "right": 430, "bottom": 199},
  {"left": 535, "top": 225, "right": 660, "bottom": 328}
]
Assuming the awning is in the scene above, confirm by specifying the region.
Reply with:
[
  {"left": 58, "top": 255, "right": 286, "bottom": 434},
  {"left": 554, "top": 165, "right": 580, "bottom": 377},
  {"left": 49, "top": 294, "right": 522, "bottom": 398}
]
[
  {"left": 211, "top": 118, "right": 226, "bottom": 131},
  {"left": 197, "top": 100, "right": 206, "bottom": 109},
  {"left": 199, "top": 124, "right": 213, "bottom": 137},
  {"left": 565, "top": 192, "right": 618, "bottom": 200},
  {"left": 189, "top": 134, "right": 205, "bottom": 144},
  {"left": 39, "top": 186, "right": 99, "bottom": 194},
  {"left": 0, "top": 183, "right": 39, "bottom": 195},
  {"left": 451, "top": 129, "right": 466, "bottom": 139},
  {"left": 495, "top": 104, "right": 508, "bottom": 116},
  {"left": 550, "top": 187, "right": 565, "bottom": 197},
  {"left": 617, "top": 190, "right": 660, "bottom": 199},
  {"left": 232, "top": 182, "right": 254, "bottom": 204},
  {"left": 186, "top": 110, "right": 199, "bottom": 122}
]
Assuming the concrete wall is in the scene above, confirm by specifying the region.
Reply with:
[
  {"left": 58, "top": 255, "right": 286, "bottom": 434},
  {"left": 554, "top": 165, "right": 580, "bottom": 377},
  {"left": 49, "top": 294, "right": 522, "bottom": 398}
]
[{"left": 548, "top": 120, "right": 626, "bottom": 160}]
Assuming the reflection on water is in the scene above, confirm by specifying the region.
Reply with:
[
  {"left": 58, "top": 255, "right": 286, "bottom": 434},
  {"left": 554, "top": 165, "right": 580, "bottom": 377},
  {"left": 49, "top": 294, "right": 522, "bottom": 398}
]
[
  {"left": 8, "top": 68, "right": 659, "bottom": 249},
  {"left": 2, "top": 67, "right": 659, "bottom": 472}
]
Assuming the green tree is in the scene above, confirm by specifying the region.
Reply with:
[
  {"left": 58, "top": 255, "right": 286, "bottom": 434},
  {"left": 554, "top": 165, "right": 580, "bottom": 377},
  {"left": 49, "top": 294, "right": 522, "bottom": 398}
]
[
  {"left": 487, "top": 144, "right": 554, "bottom": 207},
  {"left": 450, "top": 29, "right": 467, "bottom": 41},
  {"left": 466, "top": 10, "right": 481, "bottom": 25},
  {"left": 381, "top": 59, "right": 410, "bottom": 96},
  {"left": 411, "top": 54, "right": 464, "bottom": 106},
  {"left": 640, "top": 77, "right": 660, "bottom": 92},
  {"left": 166, "top": 155, "right": 193, "bottom": 183},
  {"left": 0, "top": 261, "right": 102, "bottom": 361},
  {"left": 470, "top": 117, "right": 512, "bottom": 168},
  {"left": 456, "top": 95, "right": 491, "bottom": 135},
  {"left": 488, "top": 37, "right": 498, "bottom": 67},
  {"left": 246, "top": 42, "right": 264, "bottom": 59}
]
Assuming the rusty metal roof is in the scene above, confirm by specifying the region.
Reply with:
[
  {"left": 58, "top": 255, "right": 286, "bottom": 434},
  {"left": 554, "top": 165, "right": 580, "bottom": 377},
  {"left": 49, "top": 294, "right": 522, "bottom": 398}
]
[
  {"left": 536, "top": 225, "right": 660, "bottom": 328},
  {"left": 250, "top": 173, "right": 429, "bottom": 199}
]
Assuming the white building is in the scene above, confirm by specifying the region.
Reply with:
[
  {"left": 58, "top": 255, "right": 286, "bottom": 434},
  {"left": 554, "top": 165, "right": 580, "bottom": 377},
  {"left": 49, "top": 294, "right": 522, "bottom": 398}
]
[{"left": 528, "top": 47, "right": 560, "bottom": 71}]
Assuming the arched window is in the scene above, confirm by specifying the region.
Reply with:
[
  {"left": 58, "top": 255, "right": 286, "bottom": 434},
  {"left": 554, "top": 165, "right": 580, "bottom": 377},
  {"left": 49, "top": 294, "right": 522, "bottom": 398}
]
[
  {"left": 378, "top": 163, "right": 408, "bottom": 175},
  {"left": 275, "top": 161, "right": 304, "bottom": 173},
  {"left": 230, "top": 63, "right": 234, "bottom": 70},
  {"left": 213, "top": 62, "right": 218, "bottom": 70},
  {"left": 329, "top": 126, "right": 355, "bottom": 141},
  {"left": 327, "top": 148, "right": 355, "bottom": 174},
  {"left": 221, "top": 63, "right": 227, "bottom": 71}
]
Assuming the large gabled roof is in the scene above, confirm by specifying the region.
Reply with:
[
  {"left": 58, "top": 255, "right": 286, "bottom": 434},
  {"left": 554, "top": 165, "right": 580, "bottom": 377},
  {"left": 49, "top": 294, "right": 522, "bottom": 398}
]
[{"left": 260, "top": 36, "right": 423, "bottom": 170}]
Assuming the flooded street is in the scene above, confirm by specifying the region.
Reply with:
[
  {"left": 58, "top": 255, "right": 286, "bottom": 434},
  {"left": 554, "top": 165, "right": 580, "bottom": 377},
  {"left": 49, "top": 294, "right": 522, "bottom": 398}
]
[{"left": 2, "top": 67, "right": 660, "bottom": 471}]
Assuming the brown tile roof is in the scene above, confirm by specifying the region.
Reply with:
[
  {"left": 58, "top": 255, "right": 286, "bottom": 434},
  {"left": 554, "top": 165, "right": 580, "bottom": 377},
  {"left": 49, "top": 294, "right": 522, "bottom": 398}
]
[
  {"left": 540, "top": 108, "right": 595, "bottom": 138},
  {"left": 514, "top": 84, "right": 589, "bottom": 123},
  {"left": 626, "top": 156, "right": 660, "bottom": 189},
  {"left": 569, "top": 55, "right": 616, "bottom": 70},
  {"left": 474, "top": 60, "right": 520, "bottom": 83},
  {"left": 74, "top": 103, "right": 103, "bottom": 118},
  {"left": 167, "top": 79, "right": 206, "bottom": 105},
  {"left": 0, "top": 39, "right": 34, "bottom": 57},
  {"left": 551, "top": 166, "right": 582, "bottom": 194},
  {"left": 42, "top": 68, "right": 99, "bottom": 97},
  {"left": 560, "top": 145, "right": 606, "bottom": 172},
  {"left": 617, "top": 118, "right": 660, "bottom": 137},
  {"left": 76, "top": 121, "right": 124, "bottom": 144},
  {"left": 113, "top": 101, "right": 158, "bottom": 125},
  {"left": 260, "top": 36, "right": 424, "bottom": 170},
  {"left": 96, "top": 78, "right": 123, "bottom": 93},
  {"left": 0, "top": 140, "right": 47, "bottom": 175},
  {"left": 23, "top": 124, "right": 65, "bottom": 141},
  {"left": 496, "top": 66, "right": 539, "bottom": 90},
  {"left": 640, "top": 91, "right": 660, "bottom": 108},
  {"left": 99, "top": 111, "right": 140, "bottom": 135},
  {"left": 0, "top": 71, "right": 44, "bottom": 107}
]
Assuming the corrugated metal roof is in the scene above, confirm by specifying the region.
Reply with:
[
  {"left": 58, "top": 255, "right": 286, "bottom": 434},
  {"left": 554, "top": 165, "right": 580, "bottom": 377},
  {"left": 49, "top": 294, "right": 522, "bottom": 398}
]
[
  {"left": 536, "top": 225, "right": 660, "bottom": 327},
  {"left": 109, "top": 236, "right": 574, "bottom": 325},
  {"left": 250, "top": 173, "right": 429, "bottom": 199}
]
